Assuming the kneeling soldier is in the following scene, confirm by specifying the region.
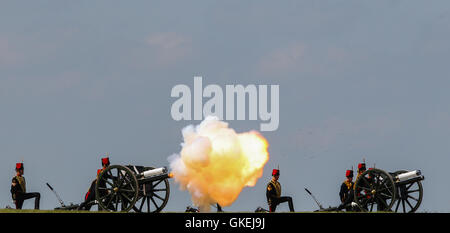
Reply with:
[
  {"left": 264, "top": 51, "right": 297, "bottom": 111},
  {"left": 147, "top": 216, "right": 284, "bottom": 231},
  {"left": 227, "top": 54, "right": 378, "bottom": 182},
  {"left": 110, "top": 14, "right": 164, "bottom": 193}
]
[
  {"left": 10, "top": 163, "right": 40, "bottom": 209},
  {"left": 79, "top": 157, "right": 110, "bottom": 210},
  {"left": 266, "top": 168, "right": 295, "bottom": 212},
  {"left": 339, "top": 169, "right": 354, "bottom": 211}
]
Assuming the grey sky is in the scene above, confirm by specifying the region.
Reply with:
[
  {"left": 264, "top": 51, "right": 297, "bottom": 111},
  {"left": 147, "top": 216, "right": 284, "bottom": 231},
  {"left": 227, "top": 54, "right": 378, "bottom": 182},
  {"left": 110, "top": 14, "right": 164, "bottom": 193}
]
[{"left": 1, "top": 1, "right": 449, "bottom": 212}]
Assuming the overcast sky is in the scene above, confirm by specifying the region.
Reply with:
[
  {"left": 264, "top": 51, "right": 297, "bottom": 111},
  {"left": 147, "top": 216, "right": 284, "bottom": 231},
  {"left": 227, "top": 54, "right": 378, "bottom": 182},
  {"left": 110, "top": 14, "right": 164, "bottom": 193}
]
[{"left": 1, "top": 1, "right": 450, "bottom": 212}]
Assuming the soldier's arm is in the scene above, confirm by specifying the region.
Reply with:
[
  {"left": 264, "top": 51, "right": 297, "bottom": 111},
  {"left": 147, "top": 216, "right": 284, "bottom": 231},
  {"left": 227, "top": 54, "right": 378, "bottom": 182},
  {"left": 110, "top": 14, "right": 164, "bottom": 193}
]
[
  {"left": 12, "top": 177, "right": 24, "bottom": 194},
  {"left": 266, "top": 183, "right": 278, "bottom": 199},
  {"left": 339, "top": 183, "right": 345, "bottom": 202},
  {"left": 11, "top": 178, "right": 18, "bottom": 200}
]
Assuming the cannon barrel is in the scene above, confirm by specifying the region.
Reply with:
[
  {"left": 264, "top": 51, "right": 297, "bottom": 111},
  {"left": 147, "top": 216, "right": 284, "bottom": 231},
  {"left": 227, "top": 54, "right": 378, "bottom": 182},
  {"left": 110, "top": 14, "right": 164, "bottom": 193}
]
[
  {"left": 137, "top": 166, "right": 167, "bottom": 178},
  {"left": 135, "top": 166, "right": 173, "bottom": 182},
  {"left": 394, "top": 170, "right": 424, "bottom": 183}
]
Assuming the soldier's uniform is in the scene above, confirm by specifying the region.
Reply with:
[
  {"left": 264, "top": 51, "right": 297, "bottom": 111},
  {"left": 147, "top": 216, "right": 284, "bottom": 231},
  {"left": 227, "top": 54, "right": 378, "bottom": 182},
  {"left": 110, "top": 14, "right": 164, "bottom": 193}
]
[
  {"left": 339, "top": 170, "right": 354, "bottom": 211},
  {"left": 79, "top": 157, "right": 110, "bottom": 210},
  {"left": 354, "top": 162, "right": 370, "bottom": 210},
  {"left": 266, "top": 169, "right": 294, "bottom": 212},
  {"left": 10, "top": 163, "right": 40, "bottom": 209}
]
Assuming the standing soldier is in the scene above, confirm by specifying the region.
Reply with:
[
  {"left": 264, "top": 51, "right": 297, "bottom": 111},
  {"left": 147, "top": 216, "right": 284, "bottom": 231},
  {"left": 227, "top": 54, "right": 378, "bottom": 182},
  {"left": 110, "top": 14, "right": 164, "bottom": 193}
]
[
  {"left": 79, "top": 157, "right": 110, "bottom": 210},
  {"left": 266, "top": 168, "right": 295, "bottom": 212},
  {"left": 10, "top": 162, "right": 41, "bottom": 210},
  {"left": 339, "top": 169, "right": 354, "bottom": 211},
  {"left": 356, "top": 161, "right": 366, "bottom": 181},
  {"left": 354, "top": 163, "right": 371, "bottom": 211}
]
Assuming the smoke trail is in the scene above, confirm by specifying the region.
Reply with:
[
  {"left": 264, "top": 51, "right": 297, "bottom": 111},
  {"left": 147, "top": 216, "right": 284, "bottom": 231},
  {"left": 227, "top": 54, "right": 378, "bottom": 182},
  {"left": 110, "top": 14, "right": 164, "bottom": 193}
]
[{"left": 168, "top": 116, "right": 269, "bottom": 212}]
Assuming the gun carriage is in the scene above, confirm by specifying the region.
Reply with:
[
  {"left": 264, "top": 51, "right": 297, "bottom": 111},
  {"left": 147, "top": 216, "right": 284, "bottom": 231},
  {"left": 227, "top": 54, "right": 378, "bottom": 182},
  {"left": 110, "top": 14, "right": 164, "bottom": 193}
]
[
  {"left": 307, "top": 168, "right": 424, "bottom": 213},
  {"left": 353, "top": 168, "right": 424, "bottom": 213},
  {"left": 95, "top": 165, "right": 171, "bottom": 213}
]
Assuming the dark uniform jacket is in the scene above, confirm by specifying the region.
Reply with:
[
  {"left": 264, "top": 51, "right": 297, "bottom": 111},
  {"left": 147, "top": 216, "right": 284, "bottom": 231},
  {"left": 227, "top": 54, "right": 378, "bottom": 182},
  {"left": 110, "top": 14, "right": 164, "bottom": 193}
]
[
  {"left": 11, "top": 176, "right": 26, "bottom": 200},
  {"left": 266, "top": 180, "right": 281, "bottom": 206},
  {"left": 339, "top": 180, "right": 354, "bottom": 204}
]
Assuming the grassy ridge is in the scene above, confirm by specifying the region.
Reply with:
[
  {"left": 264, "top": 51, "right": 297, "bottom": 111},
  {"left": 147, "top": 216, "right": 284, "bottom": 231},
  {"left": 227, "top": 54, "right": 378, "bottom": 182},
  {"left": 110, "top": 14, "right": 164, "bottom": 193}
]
[
  {"left": 0, "top": 209, "right": 387, "bottom": 213},
  {"left": 0, "top": 209, "right": 107, "bottom": 213}
]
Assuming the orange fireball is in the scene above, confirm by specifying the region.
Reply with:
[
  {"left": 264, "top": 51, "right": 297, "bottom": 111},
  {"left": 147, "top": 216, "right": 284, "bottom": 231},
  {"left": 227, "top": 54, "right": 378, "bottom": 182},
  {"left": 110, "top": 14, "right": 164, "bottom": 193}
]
[{"left": 169, "top": 116, "right": 270, "bottom": 212}]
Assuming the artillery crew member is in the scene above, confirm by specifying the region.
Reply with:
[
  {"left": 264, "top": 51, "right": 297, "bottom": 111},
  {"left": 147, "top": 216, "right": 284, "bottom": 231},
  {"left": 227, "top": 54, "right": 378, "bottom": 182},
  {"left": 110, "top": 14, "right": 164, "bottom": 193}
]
[
  {"left": 10, "top": 163, "right": 41, "bottom": 209},
  {"left": 356, "top": 162, "right": 366, "bottom": 180},
  {"left": 354, "top": 163, "right": 372, "bottom": 210},
  {"left": 266, "top": 168, "right": 295, "bottom": 212},
  {"left": 79, "top": 157, "right": 110, "bottom": 210},
  {"left": 339, "top": 169, "right": 354, "bottom": 211}
]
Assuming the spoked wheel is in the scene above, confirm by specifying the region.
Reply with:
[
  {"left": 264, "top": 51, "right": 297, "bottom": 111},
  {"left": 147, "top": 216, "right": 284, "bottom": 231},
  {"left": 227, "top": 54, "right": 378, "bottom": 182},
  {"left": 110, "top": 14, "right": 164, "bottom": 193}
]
[
  {"left": 354, "top": 168, "right": 397, "bottom": 212},
  {"left": 96, "top": 165, "right": 139, "bottom": 212},
  {"left": 392, "top": 170, "right": 423, "bottom": 213},
  {"left": 132, "top": 167, "right": 170, "bottom": 213}
]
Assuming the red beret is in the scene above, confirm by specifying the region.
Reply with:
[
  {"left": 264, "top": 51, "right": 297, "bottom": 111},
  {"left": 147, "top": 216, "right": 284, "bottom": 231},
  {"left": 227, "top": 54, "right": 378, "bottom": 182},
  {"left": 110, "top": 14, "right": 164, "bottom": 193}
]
[
  {"left": 101, "top": 157, "right": 110, "bottom": 166},
  {"left": 16, "top": 163, "right": 24, "bottom": 170},
  {"left": 272, "top": 169, "right": 280, "bottom": 176},
  {"left": 346, "top": 170, "right": 353, "bottom": 177}
]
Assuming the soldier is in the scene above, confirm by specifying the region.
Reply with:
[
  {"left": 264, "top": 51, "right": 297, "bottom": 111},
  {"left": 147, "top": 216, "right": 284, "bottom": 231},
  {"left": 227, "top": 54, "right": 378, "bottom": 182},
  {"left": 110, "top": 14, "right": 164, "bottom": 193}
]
[
  {"left": 10, "top": 163, "right": 41, "bottom": 209},
  {"left": 354, "top": 164, "right": 372, "bottom": 211},
  {"left": 266, "top": 168, "right": 295, "bottom": 212},
  {"left": 356, "top": 161, "right": 366, "bottom": 180},
  {"left": 79, "top": 157, "right": 110, "bottom": 210},
  {"left": 339, "top": 169, "right": 354, "bottom": 211}
]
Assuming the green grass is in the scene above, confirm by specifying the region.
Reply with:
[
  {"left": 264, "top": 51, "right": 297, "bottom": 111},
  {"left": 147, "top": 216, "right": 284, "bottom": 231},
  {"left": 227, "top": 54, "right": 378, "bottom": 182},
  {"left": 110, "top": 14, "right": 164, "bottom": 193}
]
[
  {"left": 0, "top": 209, "right": 398, "bottom": 214},
  {"left": 0, "top": 208, "right": 110, "bottom": 213}
]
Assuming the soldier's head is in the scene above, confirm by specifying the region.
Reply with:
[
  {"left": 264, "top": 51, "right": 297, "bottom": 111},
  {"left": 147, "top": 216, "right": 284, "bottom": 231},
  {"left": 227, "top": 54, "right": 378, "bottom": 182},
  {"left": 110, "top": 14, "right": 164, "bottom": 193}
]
[
  {"left": 272, "top": 169, "right": 280, "bottom": 180},
  {"left": 15, "top": 163, "right": 24, "bottom": 175},
  {"left": 346, "top": 169, "right": 353, "bottom": 181},
  {"left": 101, "top": 157, "right": 110, "bottom": 169},
  {"left": 357, "top": 162, "right": 366, "bottom": 175}
]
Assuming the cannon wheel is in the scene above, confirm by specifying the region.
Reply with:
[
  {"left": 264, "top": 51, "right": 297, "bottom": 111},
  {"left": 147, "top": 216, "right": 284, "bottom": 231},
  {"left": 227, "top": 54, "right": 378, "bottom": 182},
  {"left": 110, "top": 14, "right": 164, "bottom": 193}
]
[
  {"left": 132, "top": 167, "right": 170, "bottom": 213},
  {"left": 392, "top": 170, "right": 423, "bottom": 213},
  {"left": 354, "top": 168, "right": 397, "bottom": 212},
  {"left": 96, "top": 165, "right": 139, "bottom": 212}
]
